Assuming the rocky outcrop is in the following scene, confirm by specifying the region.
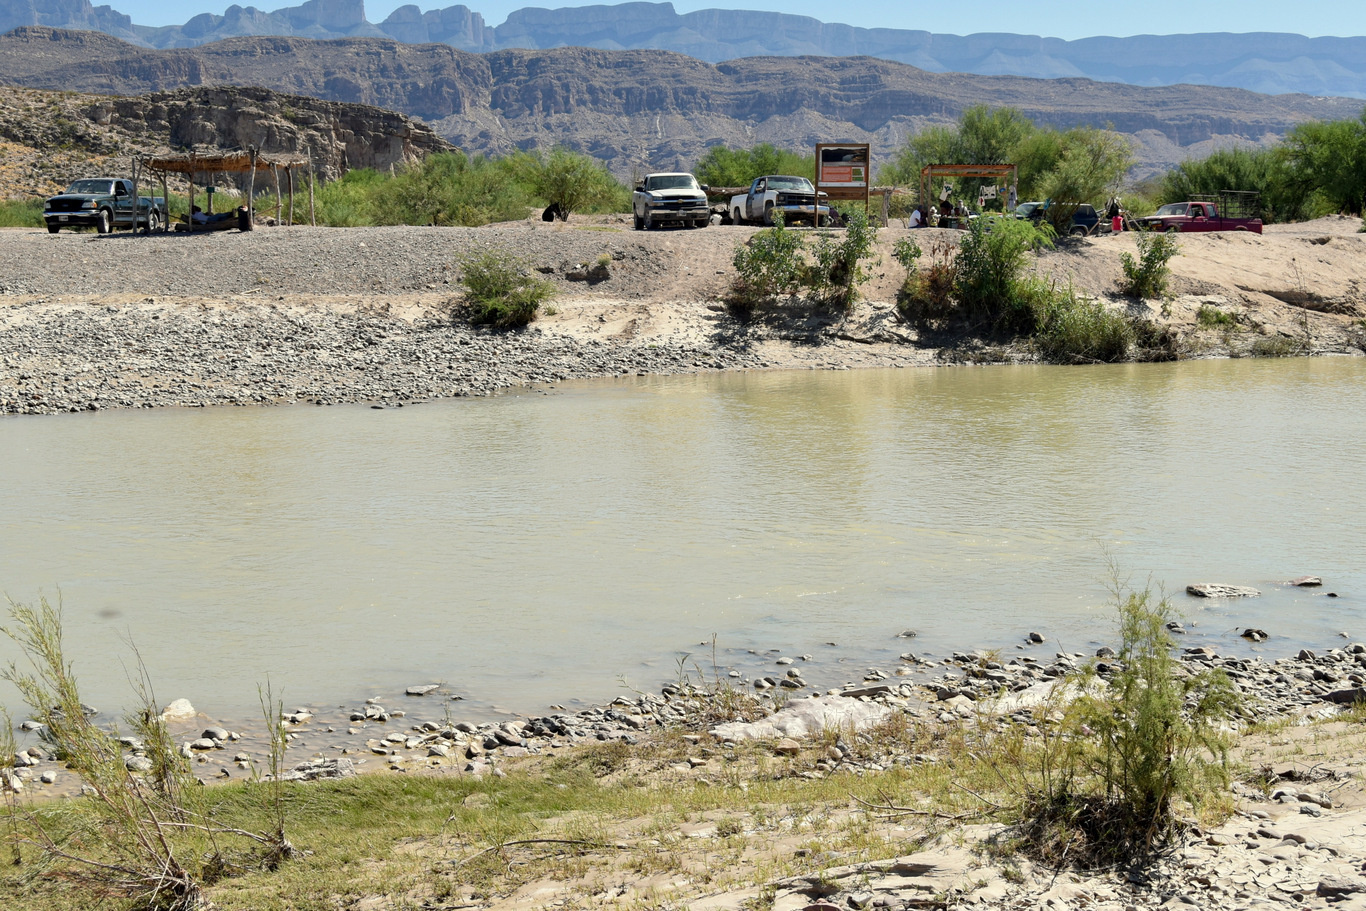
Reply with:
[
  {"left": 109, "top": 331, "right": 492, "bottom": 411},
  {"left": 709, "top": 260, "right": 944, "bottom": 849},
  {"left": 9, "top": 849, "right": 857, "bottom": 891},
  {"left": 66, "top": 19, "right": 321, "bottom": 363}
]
[
  {"left": 7, "top": 0, "right": 1366, "bottom": 99},
  {"left": 2, "top": 27, "right": 1361, "bottom": 180}
]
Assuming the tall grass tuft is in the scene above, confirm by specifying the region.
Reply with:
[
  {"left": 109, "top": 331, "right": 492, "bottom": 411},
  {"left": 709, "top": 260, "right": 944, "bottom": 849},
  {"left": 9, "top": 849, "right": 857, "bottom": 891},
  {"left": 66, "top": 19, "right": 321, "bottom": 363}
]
[{"left": 1119, "top": 230, "right": 1180, "bottom": 299}]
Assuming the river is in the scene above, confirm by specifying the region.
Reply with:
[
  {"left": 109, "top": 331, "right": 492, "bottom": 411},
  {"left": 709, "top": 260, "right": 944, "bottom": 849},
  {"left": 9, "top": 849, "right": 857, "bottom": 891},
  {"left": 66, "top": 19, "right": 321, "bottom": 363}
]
[{"left": 2, "top": 358, "right": 1363, "bottom": 722}]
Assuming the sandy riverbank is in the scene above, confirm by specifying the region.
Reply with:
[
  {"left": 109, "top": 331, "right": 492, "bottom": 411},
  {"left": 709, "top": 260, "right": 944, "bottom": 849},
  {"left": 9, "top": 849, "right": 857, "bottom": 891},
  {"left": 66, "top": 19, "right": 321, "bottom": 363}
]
[{"left": 2, "top": 215, "right": 1363, "bottom": 414}]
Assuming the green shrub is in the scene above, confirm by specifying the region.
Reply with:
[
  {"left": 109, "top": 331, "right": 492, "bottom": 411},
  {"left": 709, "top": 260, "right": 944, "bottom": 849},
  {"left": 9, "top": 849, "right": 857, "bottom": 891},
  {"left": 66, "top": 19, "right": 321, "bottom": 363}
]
[
  {"left": 0, "top": 198, "right": 43, "bottom": 227},
  {"left": 1196, "top": 304, "right": 1237, "bottom": 328},
  {"left": 804, "top": 206, "right": 878, "bottom": 309},
  {"left": 1035, "top": 289, "right": 1135, "bottom": 363},
  {"left": 726, "top": 212, "right": 804, "bottom": 312},
  {"left": 457, "top": 249, "right": 555, "bottom": 328},
  {"left": 1250, "top": 334, "right": 1306, "bottom": 357},
  {"left": 1119, "top": 230, "right": 1180, "bottom": 299},
  {"left": 954, "top": 217, "right": 1055, "bottom": 333},
  {"left": 527, "top": 146, "right": 629, "bottom": 219},
  {"left": 1013, "top": 580, "right": 1239, "bottom": 866}
]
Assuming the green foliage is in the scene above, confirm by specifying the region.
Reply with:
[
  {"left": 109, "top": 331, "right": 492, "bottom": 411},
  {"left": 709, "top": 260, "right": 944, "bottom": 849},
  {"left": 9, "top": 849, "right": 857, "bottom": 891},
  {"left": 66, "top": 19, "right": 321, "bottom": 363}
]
[
  {"left": 804, "top": 206, "right": 879, "bottom": 308},
  {"left": 1119, "top": 230, "right": 1181, "bottom": 299},
  {"left": 1250, "top": 334, "right": 1307, "bottom": 357},
  {"left": 527, "top": 146, "right": 629, "bottom": 219},
  {"left": 1015, "top": 580, "right": 1239, "bottom": 865},
  {"left": 892, "top": 237, "right": 922, "bottom": 271},
  {"left": 727, "top": 212, "right": 804, "bottom": 311},
  {"left": 895, "top": 233, "right": 958, "bottom": 328},
  {"left": 0, "top": 198, "right": 43, "bottom": 227},
  {"left": 879, "top": 106, "right": 1132, "bottom": 211},
  {"left": 457, "top": 249, "right": 555, "bottom": 328},
  {"left": 1035, "top": 128, "right": 1134, "bottom": 235},
  {"left": 1159, "top": 146, "right": 1306, "bottom": 223},
  {"left": 693, "top": 143, "right": 815, "bottom": 188},
  {"left": 1, "top": 595, "right": 292, "bottom": 909},
  {"left": 954, "top": 216, "right": 1055, "bottom": 333},
  {"left": 1035, "top": 290, "right": 1136, "bottom": 363},
  {"left": 1196, "top": 304, "right": 1237, "bottom": 329},
  {"left": 1282, "top": 112, "right": 1366, "bottom": 217},
  {"left": 383, "top": 151, "right": 537, "bottom": 226}
]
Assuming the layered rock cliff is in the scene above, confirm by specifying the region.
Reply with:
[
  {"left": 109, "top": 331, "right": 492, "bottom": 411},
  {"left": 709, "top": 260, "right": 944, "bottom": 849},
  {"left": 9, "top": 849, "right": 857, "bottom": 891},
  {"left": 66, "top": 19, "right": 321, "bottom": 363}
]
[
  {"left": 4, "top": 0, "right": 1366, "bottom": 99},
  {"left": 1, "top": 26, "right": 1360, "bottom": 180}
]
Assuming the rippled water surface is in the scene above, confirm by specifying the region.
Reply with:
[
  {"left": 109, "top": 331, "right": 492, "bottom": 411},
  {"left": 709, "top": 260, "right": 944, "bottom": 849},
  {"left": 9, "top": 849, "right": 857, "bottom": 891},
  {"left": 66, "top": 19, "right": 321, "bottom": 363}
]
[{"left": 2, "top": 359, "right": 1364, "bottom": 719}]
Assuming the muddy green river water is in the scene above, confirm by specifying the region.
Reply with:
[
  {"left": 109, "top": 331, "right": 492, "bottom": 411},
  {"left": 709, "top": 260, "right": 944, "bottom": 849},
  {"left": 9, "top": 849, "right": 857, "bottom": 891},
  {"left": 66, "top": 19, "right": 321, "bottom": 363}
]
[{"left": 2, "top": 358, "right": 1363, "bottom": 721}]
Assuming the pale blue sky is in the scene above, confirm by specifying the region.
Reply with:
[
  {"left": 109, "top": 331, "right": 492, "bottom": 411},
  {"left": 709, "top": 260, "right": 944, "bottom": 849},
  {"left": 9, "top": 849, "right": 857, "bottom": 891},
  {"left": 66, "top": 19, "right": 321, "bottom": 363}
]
[{"left": 119, "top": 0, "right": 1366, "bottom": 38}]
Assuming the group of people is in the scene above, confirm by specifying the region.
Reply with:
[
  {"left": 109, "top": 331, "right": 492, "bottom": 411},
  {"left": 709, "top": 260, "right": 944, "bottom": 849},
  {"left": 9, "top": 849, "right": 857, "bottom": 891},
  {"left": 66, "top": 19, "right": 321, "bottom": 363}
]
[{"left": 906, "top": 200, "right": 970, "bottom": 228}]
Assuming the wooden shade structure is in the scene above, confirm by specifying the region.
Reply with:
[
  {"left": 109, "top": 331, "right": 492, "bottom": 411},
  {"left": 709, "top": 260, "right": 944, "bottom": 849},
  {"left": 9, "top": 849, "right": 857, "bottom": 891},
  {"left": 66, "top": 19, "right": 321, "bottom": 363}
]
[
  {"left": 919, "top": 164, "right": 1018, "bottom": 212},
  {"left": 136, "top": 148, "right": 312, "bottom": 232}
]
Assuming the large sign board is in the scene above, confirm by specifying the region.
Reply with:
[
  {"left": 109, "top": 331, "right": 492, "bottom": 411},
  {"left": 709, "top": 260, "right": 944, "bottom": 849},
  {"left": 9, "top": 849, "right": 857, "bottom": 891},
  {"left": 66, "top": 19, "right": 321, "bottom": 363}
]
[{"left": 816, "top": 143, "right": 870, "bottom": 203}]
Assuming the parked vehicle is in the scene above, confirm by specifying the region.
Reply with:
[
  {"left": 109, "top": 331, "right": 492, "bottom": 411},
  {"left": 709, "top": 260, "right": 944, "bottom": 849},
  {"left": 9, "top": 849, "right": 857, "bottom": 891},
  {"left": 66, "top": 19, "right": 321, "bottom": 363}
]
[
  {"left": 730, "top": 175, "right": 831, "bottom": 226},
  {"left": 1134, "top": 195, "right": 1263, "bottom": 234},
  {"left": 633, "top": 172, "right": 711, "bottom": 230},
  {"left": 43, "top": 178, "right": 168, "bottom": 234},
  {"left": 1014, "top": 201, "right": 1101, "bottom": 236}
]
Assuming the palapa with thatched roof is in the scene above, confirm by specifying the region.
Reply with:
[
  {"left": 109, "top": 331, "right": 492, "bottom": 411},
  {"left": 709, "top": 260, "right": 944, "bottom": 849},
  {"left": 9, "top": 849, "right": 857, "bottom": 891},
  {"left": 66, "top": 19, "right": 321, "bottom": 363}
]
[{"left": 134, "top": 146, "right": 315, "bottom": 232}]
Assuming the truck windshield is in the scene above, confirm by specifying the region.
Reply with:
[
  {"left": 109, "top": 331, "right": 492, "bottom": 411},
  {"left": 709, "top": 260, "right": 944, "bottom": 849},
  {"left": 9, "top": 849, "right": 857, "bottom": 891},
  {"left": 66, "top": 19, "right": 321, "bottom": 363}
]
[
  {"left": 1155, "top": 204, "right": 1187, "bottom": 216},
  {"left": 645, "top": 175, "right": 700, "bottom": 191},
  {"left": 66, "top": 180, "right": 116, "bottom": 195},
  {"left": 768, "top": 177, "right": 812, "bottom": 191}
]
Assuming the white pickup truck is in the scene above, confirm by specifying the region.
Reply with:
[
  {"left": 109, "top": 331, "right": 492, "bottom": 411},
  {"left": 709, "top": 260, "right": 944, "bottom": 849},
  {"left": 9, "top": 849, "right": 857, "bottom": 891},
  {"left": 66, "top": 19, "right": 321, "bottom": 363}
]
[
  {"left": 730, "top": 175, "right": 830, "bottom": 226},
  {"left": 632, "top": 172, "right": 711, "bottom": 230}
]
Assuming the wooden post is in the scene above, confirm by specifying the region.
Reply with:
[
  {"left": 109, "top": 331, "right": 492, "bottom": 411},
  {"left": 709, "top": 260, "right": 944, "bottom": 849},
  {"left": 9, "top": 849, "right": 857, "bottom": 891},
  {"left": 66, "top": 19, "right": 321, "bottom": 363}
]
[
  {"left": 246, "top": 149, "right": 257, "bottom": 231},
  {"left": 130, "top": 158, "right": 140, "bottom": 233},
  {"left": 881, "top": 189, "right": 891, "bottom": 227},
  {"left": 308, "top": 154, "right": 316, "bottom": 227},
  {"left": 273, "top": 165, "right": 281, "bottom": 225},
  {"left": 286, "top": 166, "right": 295, "bottom": 226},
  {"left": 187, "top": 154, "right": 196, "bottom": 234}
]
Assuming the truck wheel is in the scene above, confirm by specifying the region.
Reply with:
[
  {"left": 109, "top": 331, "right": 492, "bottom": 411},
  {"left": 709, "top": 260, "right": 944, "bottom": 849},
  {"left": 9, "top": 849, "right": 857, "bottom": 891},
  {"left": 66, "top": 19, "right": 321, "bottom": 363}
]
[
  {"left": 1069, "top": 226, "right": 1086, "bottom": 236},
  {"left": 763, "top": 202, "right": 774, "bottom": 225},
  {"left": 633, "top": 212, "right": 643, "bottom": 230},
  {"left": 145, "top": 210, "right": 162, "bottom": 234},
  {"left": 731, "top": 208, "right": 743, "bottom": 225},
  {"left": 46, "top": 224, "right": 60, "bottom": 234},
  {"left": 96, "top": 209, "right": 113, "bottom": 234},
  {"left": 642, "top": 213, "right": 653, "bottom": 231}
]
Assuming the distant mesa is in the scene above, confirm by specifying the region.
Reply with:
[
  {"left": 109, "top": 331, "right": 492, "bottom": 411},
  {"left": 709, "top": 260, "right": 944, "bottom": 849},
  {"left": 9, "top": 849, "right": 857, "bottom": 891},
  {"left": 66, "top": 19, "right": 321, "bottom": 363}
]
[{"left": 2, "top": 0, "right": 1365, "bottom": 98}]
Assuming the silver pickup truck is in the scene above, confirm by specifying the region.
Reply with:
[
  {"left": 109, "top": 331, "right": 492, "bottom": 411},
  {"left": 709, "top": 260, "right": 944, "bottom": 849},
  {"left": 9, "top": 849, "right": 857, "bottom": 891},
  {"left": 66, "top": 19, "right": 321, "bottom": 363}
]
[
  {"left": 632, "top": 172, "right": 710, "bottom": 230},
  {"left": 730, "top": 175, "right": 830, "bottom": 226},
  {"left": 43, "top": 178, "right": 168, "bottom": 234}
]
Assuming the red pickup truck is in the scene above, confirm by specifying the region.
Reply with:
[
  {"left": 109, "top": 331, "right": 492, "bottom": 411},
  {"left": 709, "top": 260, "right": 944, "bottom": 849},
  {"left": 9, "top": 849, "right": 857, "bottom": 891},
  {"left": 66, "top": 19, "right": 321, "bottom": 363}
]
[{"left": 1136, "top": 199, "right": 1263, "bottom": 234}]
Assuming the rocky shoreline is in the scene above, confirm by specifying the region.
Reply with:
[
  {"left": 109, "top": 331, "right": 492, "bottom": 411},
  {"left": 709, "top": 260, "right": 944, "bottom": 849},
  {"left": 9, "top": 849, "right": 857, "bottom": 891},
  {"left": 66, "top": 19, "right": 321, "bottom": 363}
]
[{"left": 9, "top": 639, "right": 1366, "bottom": 909}]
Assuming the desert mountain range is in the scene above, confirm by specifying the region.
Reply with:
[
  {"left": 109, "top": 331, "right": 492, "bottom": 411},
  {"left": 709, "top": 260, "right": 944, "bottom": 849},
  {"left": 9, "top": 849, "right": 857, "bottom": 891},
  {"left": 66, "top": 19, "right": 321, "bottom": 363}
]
[
  {"left": 3, "top": 0, "right": 1366, "bottom": 99},
  {"left": 3, "top": 22, "right": 1363, "bottom": 182}
]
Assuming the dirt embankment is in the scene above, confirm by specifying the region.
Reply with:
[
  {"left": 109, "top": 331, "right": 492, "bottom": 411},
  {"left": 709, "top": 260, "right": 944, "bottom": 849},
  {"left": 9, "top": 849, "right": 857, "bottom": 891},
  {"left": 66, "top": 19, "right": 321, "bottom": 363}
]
[{"left": 1, "top": 214, "right": 1363, "bottom": 414}]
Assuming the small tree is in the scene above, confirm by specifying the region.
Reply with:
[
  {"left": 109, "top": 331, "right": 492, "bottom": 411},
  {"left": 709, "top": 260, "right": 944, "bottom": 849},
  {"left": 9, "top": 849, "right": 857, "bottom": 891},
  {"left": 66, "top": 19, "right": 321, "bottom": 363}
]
[
  {"left": 805, "top": 206, "right": 879, "bottom": 308},
  {"left": 1119, "top": 230, "right": 1180, "bottom": 299},
  {"left": 953, "top": 216, "right": 1054, "bottom": 332},
  {"left": 529, "top": 147, "right": 623, "bottom": 221}
]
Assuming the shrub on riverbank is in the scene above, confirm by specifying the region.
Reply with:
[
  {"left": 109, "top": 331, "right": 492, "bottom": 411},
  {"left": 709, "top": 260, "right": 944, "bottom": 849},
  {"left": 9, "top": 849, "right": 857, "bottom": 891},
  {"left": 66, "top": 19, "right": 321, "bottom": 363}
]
[
  {"left": 726, "top": 209, "right": 880, "bottom": 315},
  {"left": 0, "top": 198, "right": 42, "bottom": 228},
  {"left": 456, "top": 248, "right": 556, "bottom": 328},
  {"left": 1119, "top": 230, "right": 1180, "bottom": 299}
]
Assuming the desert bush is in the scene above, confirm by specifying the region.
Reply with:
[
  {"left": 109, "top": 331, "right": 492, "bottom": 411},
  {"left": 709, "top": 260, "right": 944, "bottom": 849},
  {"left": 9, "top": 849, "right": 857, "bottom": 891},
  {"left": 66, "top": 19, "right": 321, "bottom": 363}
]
[
  {"left": 2, "top": 595, "right": 293, "bottom": 910},
  {"left": 457, "top": 248, "right": 555, "bottom": 328},
  {"left": 895, "top": 233, "right": 958, "bottom": 328},
  {"left": 954, "top": 216, "right": 1055, "bottom": 333},
  {"left": 1250, "top": 334, "right": 1306, "bottom": 357},
  {"left": 804, "top": 206, "right": 879, "bottom": 309},
  {"left": 1119, "top": 230, "right": 1180, "bottom": 299},
  {"left": 726, "top": 212, "right": 804, "bottom": 313},
  {"left": 1007, "top": 580, "right": 1238, "bottom": 866},
  {"left": 1035, "top": 289, "right": 1135, "bottom": 363},
  {"left": 1196, "top": 304, "right": 1237, "bottom": 329},
  {"left": 0, "top": 198, "right": 43, "bottom": 228}
]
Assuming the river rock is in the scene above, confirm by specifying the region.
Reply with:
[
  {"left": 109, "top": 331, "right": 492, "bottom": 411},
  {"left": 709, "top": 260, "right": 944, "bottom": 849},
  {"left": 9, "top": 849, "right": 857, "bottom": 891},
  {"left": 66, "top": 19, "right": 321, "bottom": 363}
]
[
  {"left": 774, "top": 738, "right": 801, "bottom": 756},
  {"left": 275, "top": 758, "right": 356, "bottom": 782},
  {"left": 406, "top": 684, "right": 441, "bottom": 696},
  {"left": 710, "top": 695, "right": 891, "bottom": 741},
  {"left": 1242, "top": 628, "right": 1270, "bottom": 642},
  {"left": 160, "top": 698, "right": 195, "bottom": 720},
  {"left": 1318, "top": 875, "right": 1366, "bottom": 898},
  {"left": 1289, "top": 576, "right": 1324, "bottom": 587},
  {"left": 202, "top": 726, "right": 229, "bottom": 741},
  {"left": 1187, "top": 583, "right": 1261, "bottom": 598},
  {"left": 125, "top": 755, "right": 153, "bottom": 772}
]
